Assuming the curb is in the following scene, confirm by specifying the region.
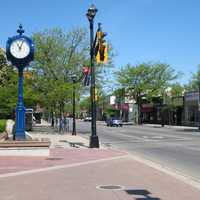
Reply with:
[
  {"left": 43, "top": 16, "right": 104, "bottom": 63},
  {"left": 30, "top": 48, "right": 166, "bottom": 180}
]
[{"left": 126, "top": 153, "right": 200, "bottom": 191}]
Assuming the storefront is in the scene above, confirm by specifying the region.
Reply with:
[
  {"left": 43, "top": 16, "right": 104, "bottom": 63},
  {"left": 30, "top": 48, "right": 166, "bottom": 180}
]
[
  {"left": 141, "top": 103, "right": 154, "bottom": 123},
  {"left": 184, "top": 91, "right": 199, "bottom": 126},
  {"left": 141, "top": 96, "right": 183, "bottom": 125}
]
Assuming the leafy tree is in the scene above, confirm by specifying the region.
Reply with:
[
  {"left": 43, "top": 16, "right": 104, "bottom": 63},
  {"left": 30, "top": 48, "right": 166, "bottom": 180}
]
[
  {"left": 30, "top": 28, "right": 89, "bottom": 125},
  {"left": 148, "top": 63, "right": 179, "bottom": 97},
  {"left": 115, "top": 62, "right": 179, "bottom": 124},
  {"left": 170, "top": 83, "right": 184, "bottom": 97},
  {"left": 79, "top": 96, "right": 91, "bottom": 113},
  {"left": 0, "top": 48, "right": 14, "bottom": 86},
  {"left": 185, "top": 65, "right": 200, "bottom": 91},
  {"left": 0, "top": 49, "right": 17, "bottom": 118},
  {"left": 0, "top": 27, "right": 114, "bottom": 122}
]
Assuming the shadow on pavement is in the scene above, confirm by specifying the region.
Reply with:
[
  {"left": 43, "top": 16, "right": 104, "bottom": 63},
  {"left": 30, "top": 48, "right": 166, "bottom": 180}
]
[
  {"left": 125, "top": 189, "right": 161, "bottom": 200},
  {"left": 59, "top": 140, "right": 88, "bottom": 148}
]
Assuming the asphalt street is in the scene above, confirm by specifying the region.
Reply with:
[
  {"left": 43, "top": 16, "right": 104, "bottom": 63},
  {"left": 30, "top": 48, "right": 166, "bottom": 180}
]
[{"left": 76, "top": 120, "right": 200, "bottom": 182}]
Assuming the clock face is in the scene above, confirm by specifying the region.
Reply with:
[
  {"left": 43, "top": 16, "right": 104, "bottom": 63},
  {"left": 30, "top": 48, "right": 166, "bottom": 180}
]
[{"left": 10, "top": 39, "right": 30, "bottom": 59}]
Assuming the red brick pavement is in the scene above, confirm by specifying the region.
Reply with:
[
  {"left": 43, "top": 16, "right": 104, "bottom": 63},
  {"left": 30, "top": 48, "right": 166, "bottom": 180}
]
[
  {"left": 0, "top": 148, "right": 125, "bottom": 174},
  {"left": 0, "top": 151, "right": 200, "bottom": 200}
]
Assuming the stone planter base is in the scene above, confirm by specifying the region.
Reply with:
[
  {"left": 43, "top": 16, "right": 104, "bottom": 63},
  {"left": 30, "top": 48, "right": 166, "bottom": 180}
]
[{"left": 0, "top": 141, "right": 50, "bottom": 156}]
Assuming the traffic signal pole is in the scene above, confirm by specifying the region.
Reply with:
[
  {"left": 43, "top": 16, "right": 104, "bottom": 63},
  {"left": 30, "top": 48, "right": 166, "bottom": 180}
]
[
  {"left": 89, "top": 14, "right": 99, "bottom": 148},
  {"left": 87, "top": 5, "right": 100, "bottom": 148},
  {"left": 86, "top": 5, "right": 108, "bottom": 148}
]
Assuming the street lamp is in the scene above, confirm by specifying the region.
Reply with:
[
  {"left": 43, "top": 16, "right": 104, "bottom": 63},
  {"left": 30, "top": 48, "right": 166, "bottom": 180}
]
[
  {"left": 71, "top": 74, "right": 77, "bottom": 135},
  {"left": 86, "top": 4, "right": 100, "bottom": 148}
]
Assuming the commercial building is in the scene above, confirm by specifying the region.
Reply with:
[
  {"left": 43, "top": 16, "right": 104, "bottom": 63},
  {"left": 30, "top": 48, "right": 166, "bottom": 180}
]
[{"left": 183, "top": 91, "right": 199, "bottom": 126}]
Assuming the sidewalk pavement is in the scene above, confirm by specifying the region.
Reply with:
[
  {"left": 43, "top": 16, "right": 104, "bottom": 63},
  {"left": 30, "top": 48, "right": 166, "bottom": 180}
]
[
  {"left": 142, "top": 123, "right": 199, "bottom": 130},
  {"left": 32, "top": 120, "right": 89, "bottom": 149},
  {"left": 0, "top": 120, "right": 200, "bottom": 199},
  {"left": 121, "top": 121, "right": 199, "bottom": 130},
  {"left": 97, "top": 120, "right": 199, "bottom": 130}
]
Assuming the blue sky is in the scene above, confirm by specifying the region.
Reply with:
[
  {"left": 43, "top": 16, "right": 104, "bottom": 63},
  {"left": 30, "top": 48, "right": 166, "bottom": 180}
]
[{"left": 1, "top": 0, "right": 200, "bottom": 84}]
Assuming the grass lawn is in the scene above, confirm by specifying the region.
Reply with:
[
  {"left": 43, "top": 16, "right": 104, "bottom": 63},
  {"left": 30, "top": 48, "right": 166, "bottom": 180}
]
[{"left": 0, "top": 120, "right": 6, "bottom": 133}]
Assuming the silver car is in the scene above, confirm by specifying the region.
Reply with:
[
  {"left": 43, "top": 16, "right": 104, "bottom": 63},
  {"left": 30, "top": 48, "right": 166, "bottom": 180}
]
[
  {"left": 84, "top": 116, "right": 92, "bottom": 122},
  {"left": 106, "top": 118, "right": 123, "bottom": 127}
]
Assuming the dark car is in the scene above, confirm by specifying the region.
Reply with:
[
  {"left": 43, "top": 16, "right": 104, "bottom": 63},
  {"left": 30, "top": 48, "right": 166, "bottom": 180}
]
[{"left": 106, "top": 117, "right": 123, "bottom": 127}]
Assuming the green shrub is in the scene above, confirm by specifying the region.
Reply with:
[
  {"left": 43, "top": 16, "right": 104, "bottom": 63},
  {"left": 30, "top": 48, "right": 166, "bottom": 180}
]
[{"left": 0, "top": 120, "right": 6, "bottom": 133}]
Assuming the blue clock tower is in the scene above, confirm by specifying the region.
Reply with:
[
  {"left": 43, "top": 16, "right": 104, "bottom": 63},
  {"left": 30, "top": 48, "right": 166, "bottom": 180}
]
[{"left": 6, "top": 25, "right": 35, "bottom": 140}]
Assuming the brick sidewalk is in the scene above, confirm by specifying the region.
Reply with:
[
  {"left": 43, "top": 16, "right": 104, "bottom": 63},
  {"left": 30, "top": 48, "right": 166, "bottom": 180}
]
[
  {"left": 0, "top": 149, "right": 125, "bottom": 175},
  {"left": 0, "top": 148, "right": 199, "bottom": 200},
  {"left": 0, "top": 121, "right": 200, "bottom": 199}
]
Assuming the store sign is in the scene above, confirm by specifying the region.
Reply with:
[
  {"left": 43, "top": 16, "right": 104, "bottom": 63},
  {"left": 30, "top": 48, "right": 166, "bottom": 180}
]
[
  {"left": 110, "top": 96, "right": 116, "bottom": 105},
  {"left": 142, "top": 103, "right": 154, "bottom": 108},
  {"left": 141, "top": 104, "right": 154, "bottom": 113},
  {"left": 121, "top": 103, "right": 129, "bottom": 111}
]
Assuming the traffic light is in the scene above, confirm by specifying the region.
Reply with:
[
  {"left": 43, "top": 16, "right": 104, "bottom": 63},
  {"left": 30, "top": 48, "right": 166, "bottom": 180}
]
[
  {"left": 96, "top": 31, "right": 108, "bottom": 64},
  {"left": 95, "top": 88, "right": 98, "bottom": 101},
  {"left": 96, "top": 42, "right": 108, "bottom": 64},
  {"left": 83, "top": 66, "right": 90, "bottom": 86}
]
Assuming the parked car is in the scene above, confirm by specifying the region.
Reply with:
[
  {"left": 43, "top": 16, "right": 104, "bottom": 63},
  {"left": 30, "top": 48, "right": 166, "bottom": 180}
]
[
  {"left": 106, "top": 117, "right": 123, "bottom": 127},
  {"left": 84, "top": 116, "right": 92, "bottom": 122}
]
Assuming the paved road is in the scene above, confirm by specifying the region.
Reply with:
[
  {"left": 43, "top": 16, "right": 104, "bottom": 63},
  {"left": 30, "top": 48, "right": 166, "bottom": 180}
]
[{"left": 76, "top": 120, "right": 200, "bottom": 182}]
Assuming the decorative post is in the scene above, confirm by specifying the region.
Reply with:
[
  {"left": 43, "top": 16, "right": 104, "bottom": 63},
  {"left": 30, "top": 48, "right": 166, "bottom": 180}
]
[
  {"left": 6, "top": 25, "right": 35, "bottom": 140},
  {"left": 15, "top": 67, "right": 26, "bottom": 139}
]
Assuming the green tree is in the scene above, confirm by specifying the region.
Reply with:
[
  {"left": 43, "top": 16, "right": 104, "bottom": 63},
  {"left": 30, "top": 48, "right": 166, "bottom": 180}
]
[
  {"left": 31, "top": 28, "right": 89, "bottom": 125},
  {"left": 185, "top": 65, "right": 200, "bottom": 91},
  {"left": 79, "top": 96, "right": 91, "bottom": 113},
  {"left": 115, "top": 62, "right": 179, "bottom": 124},
  {"left": 0, "top": 49, "right": 17, "bottom": 118},
  {"left": 0, "top": 48, "right": 14, "bottom": 86},
  {"left": 170, "top": 83, "right": 184, "bottom": 97}
]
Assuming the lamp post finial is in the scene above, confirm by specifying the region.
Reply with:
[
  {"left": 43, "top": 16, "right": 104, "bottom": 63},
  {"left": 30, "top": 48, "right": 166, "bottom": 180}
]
[{"left": 17, "top": 24, "right": 25, "bottom": 36}]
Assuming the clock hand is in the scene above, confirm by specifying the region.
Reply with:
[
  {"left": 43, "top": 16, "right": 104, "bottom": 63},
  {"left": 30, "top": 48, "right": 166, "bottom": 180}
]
[
  {"left": 19, "top": 41, "right": 24, "bottom": 50},
  {"left": 16, "top": 42, "right": 21, "bottom": 49}
]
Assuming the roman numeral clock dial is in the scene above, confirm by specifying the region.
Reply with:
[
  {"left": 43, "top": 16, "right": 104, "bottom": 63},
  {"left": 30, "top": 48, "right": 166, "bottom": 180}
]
[
  {"left": 10, "top": 39, "right": 30, "bottom": 59},
  {"left": 6, "top": 25, "right": 34, "bottom": 68}
]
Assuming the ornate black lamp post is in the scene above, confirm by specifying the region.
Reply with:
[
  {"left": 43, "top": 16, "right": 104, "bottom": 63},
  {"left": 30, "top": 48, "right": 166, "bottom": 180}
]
[
  {"left": 86, "top": 4, "right": 100, "bottom": 148},
  {"left": 6, "top": 25, "right": 34, "bottom": 140},
  {"left": 71, "top": 74, "right": 77, "bottom": 135}
]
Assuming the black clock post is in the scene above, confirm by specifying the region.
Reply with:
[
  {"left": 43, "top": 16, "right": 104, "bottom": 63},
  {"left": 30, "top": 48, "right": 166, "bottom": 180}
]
[{"left": 6, "top": 25, "right": 35, "bottom": 140}]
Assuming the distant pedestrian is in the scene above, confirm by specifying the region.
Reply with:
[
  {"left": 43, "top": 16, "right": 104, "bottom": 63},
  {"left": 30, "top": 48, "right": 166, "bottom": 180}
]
[
  {"left": 64, "top": 116, "right": 69, "bottom": 132},
  {"left": 51, "top": 117, "right": 54, "bottom": 127},
  {"left": 55, "top": 118, "right": 59, "bottom": 132},
  {"left": 59, "top": 117, "right": 64, "bottom": 134}
]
